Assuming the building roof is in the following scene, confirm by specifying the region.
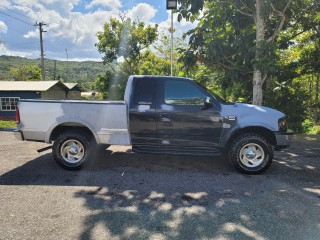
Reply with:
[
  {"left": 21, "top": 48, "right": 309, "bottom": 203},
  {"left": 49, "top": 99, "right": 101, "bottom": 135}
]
[
  {"left": 63, "top": 82, "right": 82, "bottom": 91},
  {"left": 0, "top": 81, "right": 69, "bottom": 91}
]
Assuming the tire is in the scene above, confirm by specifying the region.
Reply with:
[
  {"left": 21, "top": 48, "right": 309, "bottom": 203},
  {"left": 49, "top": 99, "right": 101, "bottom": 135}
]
[
  {"left": 52, "top": 130, "right": 95, "bottom": 170},
  {"left": 228, "top": 133, "right": 273, "bottom": 174}
]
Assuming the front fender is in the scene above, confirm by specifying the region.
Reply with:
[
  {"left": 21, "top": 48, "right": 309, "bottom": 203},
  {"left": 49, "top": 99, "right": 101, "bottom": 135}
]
[{"left": 220, "top": 124, "right": 276, "bottom": 149}]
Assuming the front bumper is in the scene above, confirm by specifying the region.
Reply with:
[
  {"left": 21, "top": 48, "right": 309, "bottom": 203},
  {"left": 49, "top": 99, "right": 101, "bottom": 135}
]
[
  {"left": 14, "top": 130, "right": 25, "bottom": 141},
  {"left": 274, "top": 130, "right": 294, "bottom": 149}
]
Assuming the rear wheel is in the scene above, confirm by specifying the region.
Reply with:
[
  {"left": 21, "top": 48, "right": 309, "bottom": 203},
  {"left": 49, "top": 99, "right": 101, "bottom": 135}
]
[
  {"left": 228, "top": 133, "right": 273, "bottom": 174},
  {"left": 52, "top": 130, "right": 94, "bottom": 170}
]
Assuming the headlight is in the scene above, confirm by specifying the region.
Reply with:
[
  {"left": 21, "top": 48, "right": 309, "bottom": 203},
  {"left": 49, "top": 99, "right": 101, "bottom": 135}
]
[{"left": 278, "top": 117, "right": 288, "bottom": 132}]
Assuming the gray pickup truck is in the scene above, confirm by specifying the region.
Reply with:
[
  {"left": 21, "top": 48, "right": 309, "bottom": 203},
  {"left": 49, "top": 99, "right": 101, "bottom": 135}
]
[{"left": 15, "top": 75, "right": 293, "bottom": 174}]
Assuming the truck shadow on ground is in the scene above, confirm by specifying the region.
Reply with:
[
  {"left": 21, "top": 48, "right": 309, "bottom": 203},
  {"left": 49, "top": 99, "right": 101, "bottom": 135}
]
[
  {"left": 0, "top": 149, "right": 234, "bottom": 186},
  {"left": 0, "top": 135, "right": 320, "bottom": 188}
]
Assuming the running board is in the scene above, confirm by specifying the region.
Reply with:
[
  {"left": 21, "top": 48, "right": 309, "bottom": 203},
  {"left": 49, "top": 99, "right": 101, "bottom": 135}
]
[
  {"left": 132, "top": 145, "right": 222, "bottom": 157},
  {"left": 37, "top": 145, "right": 52, "bottom": 153}
]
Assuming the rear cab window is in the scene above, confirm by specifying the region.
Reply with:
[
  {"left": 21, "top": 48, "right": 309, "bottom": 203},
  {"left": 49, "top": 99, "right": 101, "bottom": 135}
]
[{"left": 134, "top": 78, "right": 155, "bottom": 105}]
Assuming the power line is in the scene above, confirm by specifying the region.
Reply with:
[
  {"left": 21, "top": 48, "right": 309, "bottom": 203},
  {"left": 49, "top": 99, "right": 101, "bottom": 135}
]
[
  {"left": 2, "top": 6, "right": 33, "bottom": 21},
  {"left": 46, "top": 30, "right": 79, "bottom": 56},
  {"left": 0, "top": 7, "right": 95, "bottom": 60},
  {"left": 0, "top": 10, "right": 33, "bottom": 26},
  {"left": 2, "top": 6, "right": 78, "bottom": 55},
  {"left": 0, "top": 12, "right": 77, "bottom": 59},
  {"left": 0, "top": 8, "right": 77, "bottom": 57},
  {"left": 44, "top": 29, "right": 93, "bottom": 57},
  {"left": 46, "top": 31, "right": 73, "bottom": 49}
]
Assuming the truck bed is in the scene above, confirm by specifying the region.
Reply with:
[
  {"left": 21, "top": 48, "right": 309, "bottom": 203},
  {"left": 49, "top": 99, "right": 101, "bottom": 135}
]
[{"left": 18, "top": 99, "right": 130, "bottom": 145}]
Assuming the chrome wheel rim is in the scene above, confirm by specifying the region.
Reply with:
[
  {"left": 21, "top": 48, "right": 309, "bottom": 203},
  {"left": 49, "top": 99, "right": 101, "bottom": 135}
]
[
  {"left": 239, "top": 143, "right": 265, "bottom": 168},
  {"left": 61, "top": 139, "right": 85, "bottom": 164}
]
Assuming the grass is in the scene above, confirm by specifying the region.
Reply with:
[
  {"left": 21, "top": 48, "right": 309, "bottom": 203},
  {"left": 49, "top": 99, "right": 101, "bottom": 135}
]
[{"left": 0, "top": 120, "right": 17, "bottom": 129}]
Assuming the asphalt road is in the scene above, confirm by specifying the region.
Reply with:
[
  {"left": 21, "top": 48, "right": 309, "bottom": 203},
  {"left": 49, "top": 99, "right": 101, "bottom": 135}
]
[{"left": 0, "top": 131, "right": 319, "bottom": 240}]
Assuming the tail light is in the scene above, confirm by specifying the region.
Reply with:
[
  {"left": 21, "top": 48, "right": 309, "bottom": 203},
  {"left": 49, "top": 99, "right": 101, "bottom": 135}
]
[{"left": 16, "top": 107, "right": 20, "bottom": 124}]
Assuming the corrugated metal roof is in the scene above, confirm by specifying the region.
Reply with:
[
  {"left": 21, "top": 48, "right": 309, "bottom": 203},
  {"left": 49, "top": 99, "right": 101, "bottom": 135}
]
[{"left": 0, "top": 81, "right": 67, "bottom": 91}]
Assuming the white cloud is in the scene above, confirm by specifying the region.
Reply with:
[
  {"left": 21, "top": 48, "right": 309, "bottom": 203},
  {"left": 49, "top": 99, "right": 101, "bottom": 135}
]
[
  {"left": 46, "top": 9, "right": 120, "bottom": 47},
  {"left": 0, "top": 0, "right": 10, "bottom": 9},
  {"left": 13, "top": 0, "right": 79, "bottom": 17},
  {"left": 19, "top": 6, "right": 120, "bottom": 50},
  {"left": 41, "top": 0, "right": 79, "bottom": 5},
  {"left": 23, "top": 30, "right": 38, "bottom": 38},
  {"left": 127, "top": 3, "right": 157, "bottom": 22},
  {"left": 158, "top": 11, "right": 197, "bottom": 38},
  {"left": 0, "top": 21, "right": 8, "bottom": 33},
  {"left": 0, "top": 43, "right": 35, "bottom": 58},
  {"left": 1, "top": 1, "right": 196, "bottom": 60},
  {"left": 85, "top": 0, "right": 122, "bottom": 10}
]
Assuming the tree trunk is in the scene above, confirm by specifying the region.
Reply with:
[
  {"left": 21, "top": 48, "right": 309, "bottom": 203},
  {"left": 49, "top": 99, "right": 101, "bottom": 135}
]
[
  {"left": 253, "top": 69, "right": 264, "bottom": 105},
  {"left": 316, "top": 74, "right": 319, "bottom": 123},
  {"left": 309, "top": 78, "right": 312, "bottom": 119},
  {"left": 316, "top": 75, "right": 319, "bottom": 105},
  {"left": 252, "top": 0, "right": 266, "bottom": 105}
]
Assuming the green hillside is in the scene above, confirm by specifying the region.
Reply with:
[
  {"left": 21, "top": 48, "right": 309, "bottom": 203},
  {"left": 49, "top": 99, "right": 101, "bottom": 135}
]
[{"left": 0, "top": 55, "right": 111, "bottom": 91}]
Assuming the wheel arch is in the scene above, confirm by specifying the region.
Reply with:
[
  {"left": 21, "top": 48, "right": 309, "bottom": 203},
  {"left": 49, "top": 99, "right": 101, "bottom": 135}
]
[
  {"left": 46, "top": 121, "right": 99, "bottom": 144},
  {"left": 225, "top": 126, "right": 276, "bottom": 149}
]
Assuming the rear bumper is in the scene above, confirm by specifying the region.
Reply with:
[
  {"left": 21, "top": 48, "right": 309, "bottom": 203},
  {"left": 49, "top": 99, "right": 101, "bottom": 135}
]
[
  {"left": 14, "top": 130, "right": 24, "bottom": 141},
  {"left": 274, "top": 130, "right": 294, "bottom": 149}
]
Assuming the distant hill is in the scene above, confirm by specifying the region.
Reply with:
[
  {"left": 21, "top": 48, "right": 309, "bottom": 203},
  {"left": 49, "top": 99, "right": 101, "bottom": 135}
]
[{"left": 0, "top": 55, "right": 111, "bottom": 91}]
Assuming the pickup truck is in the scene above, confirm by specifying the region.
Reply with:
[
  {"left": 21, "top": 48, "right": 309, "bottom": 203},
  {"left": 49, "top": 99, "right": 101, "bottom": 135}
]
[{"left": 15, "top": 75, "right": 293, "bottom": 174}]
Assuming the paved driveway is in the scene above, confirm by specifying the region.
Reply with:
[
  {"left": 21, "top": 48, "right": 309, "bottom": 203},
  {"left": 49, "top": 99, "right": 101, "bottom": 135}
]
[{"left": 0, "top": 132, "right": 319, "bottom": 239}]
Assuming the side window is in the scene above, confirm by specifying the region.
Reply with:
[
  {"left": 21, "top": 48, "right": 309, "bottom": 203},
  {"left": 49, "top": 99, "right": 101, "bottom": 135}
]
[
  {"left": 164, "top": 80, "right": 206, "bottom": 105},
  {"left": 134, "top": 78, "right": 155, "bottom": 105}
]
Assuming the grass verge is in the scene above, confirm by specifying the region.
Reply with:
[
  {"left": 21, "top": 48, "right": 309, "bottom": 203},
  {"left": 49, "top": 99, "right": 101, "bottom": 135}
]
[{"left": 0, "top": 120, "right": 17, "bottom": 129}]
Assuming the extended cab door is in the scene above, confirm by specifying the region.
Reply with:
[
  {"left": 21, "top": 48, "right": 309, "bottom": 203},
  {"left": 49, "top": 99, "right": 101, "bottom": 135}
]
[
  {"left": 156, "top": 77, "right": 223, "bottom": 147},
  {"left": 128, "top": 76, "right": 157, "bottom": 145}
]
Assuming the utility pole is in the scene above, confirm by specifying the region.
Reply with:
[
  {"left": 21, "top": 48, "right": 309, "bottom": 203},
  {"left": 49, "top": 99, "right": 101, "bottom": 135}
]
[
  {"left": 169, "top": 10, "right": 174, "bottom": 76},
  {"left": 53, "top": 60, "right": 57, "bottom": 80},
  {"left": 35, "top": 22, "right": 47, "bottom": 80},
  {"left": 166, "top": 0, "right": 177, "bottom": 76},
  {"left": 65, "top": 49, "right": 68, "bottom": 80}
]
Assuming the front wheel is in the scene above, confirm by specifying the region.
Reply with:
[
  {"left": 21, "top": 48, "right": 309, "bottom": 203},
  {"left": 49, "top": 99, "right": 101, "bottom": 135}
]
[
  {"left": 52, "top": 130, "right": 94, "bottom": 170},
  {"left": 228, "top": 133, "right": 273, "bottom": 174}
]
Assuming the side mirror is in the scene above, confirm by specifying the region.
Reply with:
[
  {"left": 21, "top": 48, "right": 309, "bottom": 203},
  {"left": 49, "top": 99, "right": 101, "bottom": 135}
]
[{"left": 203, "top": 96, "right": 213, "bottom": 109}]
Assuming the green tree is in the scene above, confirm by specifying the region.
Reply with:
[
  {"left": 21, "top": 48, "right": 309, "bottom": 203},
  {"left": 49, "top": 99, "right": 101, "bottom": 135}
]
[
  {"left": 137, "top": 50, "right": 170, "bottom": 76},
  {"left": 95, "top": 17, "right": 158, "bottom": 99},
  {"left": 96, "top": 17, "right": 158, "bottom": 73},
  {"left": 178, "top": 0, "right": 293, "bottom": 105},
  {"left": 152, "top": 32, "right": 186, "bottom": 76},
  {"left": 274, "top": 0, "right": 320, "bottom": 127},
  {"left": 9, "top": 65, "right": 42, "bottom": 81}
]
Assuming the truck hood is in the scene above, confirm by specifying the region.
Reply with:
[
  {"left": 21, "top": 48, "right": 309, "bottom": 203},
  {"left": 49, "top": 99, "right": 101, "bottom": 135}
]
[{"left": 220, "top": 102, "right": 285, "bottom": 130}]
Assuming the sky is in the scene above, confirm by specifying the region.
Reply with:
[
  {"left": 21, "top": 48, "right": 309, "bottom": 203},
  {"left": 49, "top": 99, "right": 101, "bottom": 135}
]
[{"left": 0, "top": 0, "right": 196, "bottom": 61}]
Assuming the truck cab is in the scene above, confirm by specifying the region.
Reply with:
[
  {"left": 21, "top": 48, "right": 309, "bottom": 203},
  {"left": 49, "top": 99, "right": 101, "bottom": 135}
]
[{"left": 126, "top": 76, "right": 224, "bottom": 153}]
